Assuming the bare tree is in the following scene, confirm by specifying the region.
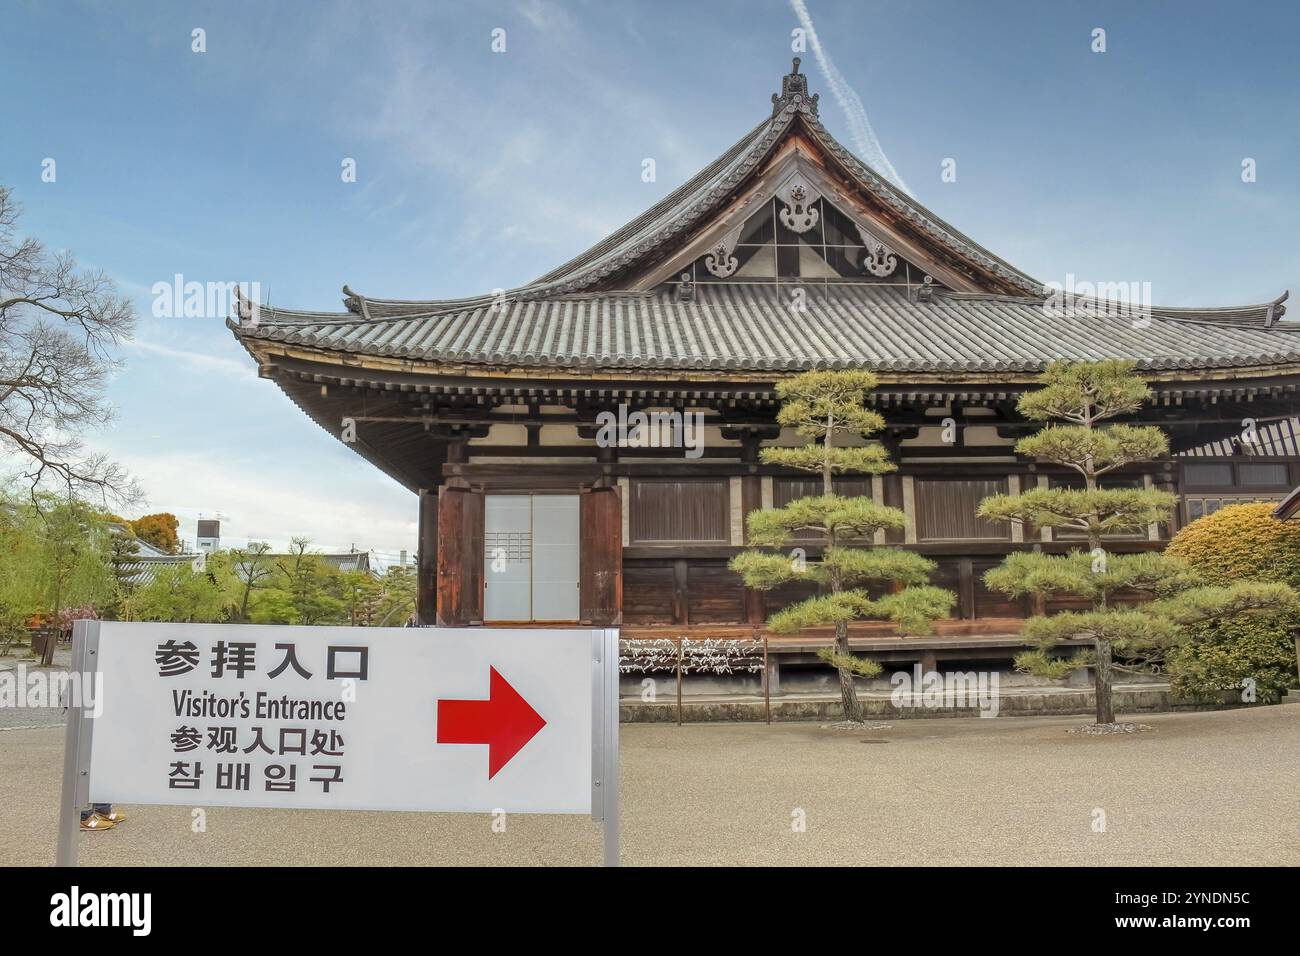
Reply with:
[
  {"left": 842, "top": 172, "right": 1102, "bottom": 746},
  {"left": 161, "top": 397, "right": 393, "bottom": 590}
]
[{"left": 0, "top": 185, "right": 137, "bottom": 503}]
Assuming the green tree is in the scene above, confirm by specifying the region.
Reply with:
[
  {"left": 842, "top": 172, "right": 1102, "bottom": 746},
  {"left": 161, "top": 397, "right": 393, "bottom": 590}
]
[
  {"left": 274, "top": 538, "right": 346, "bottom": 625},
  {"left": 132, "top": 562, "right": 233, "bottom": 623},
  {"left": 370, "top": 565, "right": 418, "bottom": 626},
  {"left": 106, "top": 526, "right": 143, "bottom": 620},
  {"left": 222, "top": 542, "right": 276, "bottom": 622},
  {"left": 977, "top": 361, "right": 1296, "bottom": 724},
  {"left": 0, "top": 493, "right": 48, "bottom": 651},
  {"left": 35, "top": 494, "right": 115, "bottom": 625},
  {"left": 341, "top": 569, "right": 382, "bottom": 625},
  {"left": 247, "top": 586, "right": 299, "bottom": 625},
  {"left": 730, "top": 370, "right": 954, "bottom": 722},
  {"left": 0, "top": 491, "right": 114, "bottom": 656}
]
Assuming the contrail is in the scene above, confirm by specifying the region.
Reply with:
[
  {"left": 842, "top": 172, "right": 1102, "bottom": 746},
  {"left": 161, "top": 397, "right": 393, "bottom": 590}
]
[{"left": 789, "top": 0, "right": 911, "bottom": 196}]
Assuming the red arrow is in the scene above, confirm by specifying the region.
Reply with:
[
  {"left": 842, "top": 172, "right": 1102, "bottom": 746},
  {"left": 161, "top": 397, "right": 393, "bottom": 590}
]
[{"left": 437, "top": 667, "right": 547, "bottom": 779}]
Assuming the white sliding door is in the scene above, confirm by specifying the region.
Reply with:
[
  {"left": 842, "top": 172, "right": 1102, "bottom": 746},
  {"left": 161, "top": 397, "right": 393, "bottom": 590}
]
[
  {"left": 483, "top": 494, "right": 579, "bottom": 622},
  {"left": 484, "top": 495, "right": 532, "bottom": 622},
  {"left": 531, "top": 495, "right": 580, "bottom": 621}
]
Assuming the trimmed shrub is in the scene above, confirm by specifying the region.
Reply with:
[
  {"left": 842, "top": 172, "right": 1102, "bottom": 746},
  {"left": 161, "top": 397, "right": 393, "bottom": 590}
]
[
  {"left": 1167, "top": 612, "right": 1299, "bottom": 702},
  {"left": 1165, "top": 503, "right": 1300, "bottom": 701},
  {"left": 1166, "top": 502, "right": 1300, "bottom": 588}
]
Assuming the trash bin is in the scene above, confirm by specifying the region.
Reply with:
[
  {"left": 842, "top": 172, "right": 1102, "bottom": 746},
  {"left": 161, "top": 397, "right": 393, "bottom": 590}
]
[{"left": 31, "top": 629, "right": 58, "bottom": 666}]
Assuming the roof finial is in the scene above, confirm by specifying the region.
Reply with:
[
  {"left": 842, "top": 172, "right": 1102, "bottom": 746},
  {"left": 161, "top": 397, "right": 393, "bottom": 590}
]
[{"left": 772, "top": 57, "right": 818, "bottom": 118}]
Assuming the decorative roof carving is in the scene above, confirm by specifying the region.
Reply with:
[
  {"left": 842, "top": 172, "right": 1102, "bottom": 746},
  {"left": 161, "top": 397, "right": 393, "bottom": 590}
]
[
  {"left": 676, "top": 271, "right": 695, "bottom": 302},
  {"left": 341, "top": 284, "right": 371, "bottom": 319},
  {"left": 771, "top": 57, "right": 819, "bottom": 118},
  {"left": 776, "top": 173, "right": 822, "bottom": 234},
  {"left": 703, "top": 224, "right": 743, "bottom": 278},
  {"left": 916, "top": 274, "right": 935, "bottom": 303},
  {"left": 855, "top": 224, "right": 899, "bottom": 278}
]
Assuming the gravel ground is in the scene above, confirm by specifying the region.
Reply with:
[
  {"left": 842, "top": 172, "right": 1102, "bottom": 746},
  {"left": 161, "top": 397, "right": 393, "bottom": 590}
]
[
  {"left": 2, "top": 706, "right": 1297, "bottom": 866},
  {"left": 0, "top": 656, "right": 66, "bottom": 730}
]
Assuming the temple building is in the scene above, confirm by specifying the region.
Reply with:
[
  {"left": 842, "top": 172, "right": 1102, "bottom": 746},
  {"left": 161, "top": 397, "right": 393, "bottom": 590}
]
[{"left": 230, "top": 61, "right": 1300, "bottom": 677}]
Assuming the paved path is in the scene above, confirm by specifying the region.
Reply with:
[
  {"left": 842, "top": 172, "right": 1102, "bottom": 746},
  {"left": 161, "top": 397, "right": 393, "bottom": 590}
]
[{"left": 2, "top": 706, "right": 1297, "bottom": 866}]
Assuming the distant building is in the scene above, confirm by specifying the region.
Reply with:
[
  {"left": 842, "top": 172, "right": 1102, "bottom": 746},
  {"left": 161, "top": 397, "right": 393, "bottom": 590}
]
[
  {"left": 259, "top": 549, "right": 376, "bottom": 577},
  {"left": 113, "top": 529, "right": 205, "bottom": 587},
  {"left": 316, "top": 551, "right": 374, "bottom": 575},
  {"left": 196, "top": 519, "right": 221, "bottom": 553}
]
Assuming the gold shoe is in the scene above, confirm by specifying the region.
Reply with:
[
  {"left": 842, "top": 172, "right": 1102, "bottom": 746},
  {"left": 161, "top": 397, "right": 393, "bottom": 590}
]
[
  {"left": 100, "top": 808, "right": 127, "bottom": 824},
  {"left": 80, "top": 812, "right": 117, "bottom": 832}
]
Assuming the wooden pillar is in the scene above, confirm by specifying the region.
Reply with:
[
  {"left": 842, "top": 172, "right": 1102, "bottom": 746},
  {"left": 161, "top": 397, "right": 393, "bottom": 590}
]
[
  {"left": 901, "top": 475, "right": 918, "bottom": 544},
  {"left": 1037, "top": 475, "right": 1053, "bottom": 542},
  {"left": 871, "top": 474, "right": 886, "bottom": 544},
  {"left": 882, "top": 474, "right": 906, "bottom": 544},
  {"left": 728, "top": 477, "right": 745, "bottom": 546},
  {"left": 579, "top": 484, "right": 623, "bottom": 626},
  {"left": 763, "top": 653, "right": 782, "bottom": 696},
  {"left": 740, "top": 475, "right": 764, "bottom": 625},
  {"left": 1144, "top": 474, "right": 1161, "bottom": 540},
  {"left": 957, "top": 558, "right": 976, "bottom": 620},
  {"left": 617, "top": 477, "right": 631, "bottom": 546},
  {"left": 672, "top": 559, "right": 690, "bottom": 626},
  {"left": 436, "top": 484, "right": 484, "bottom": 626},
  {"left": 416, "top": 487, "right": 438, "bottom": 625},
  {"left": 1155, "top": 463, "right": 1179, "bottom": 537},
  {"left": 1007, "top": 474, "right": 1024, "bottom": 542}
]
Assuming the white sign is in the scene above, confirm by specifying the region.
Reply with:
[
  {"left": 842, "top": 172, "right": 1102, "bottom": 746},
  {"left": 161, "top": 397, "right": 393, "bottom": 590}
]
[{"left": 85, "top": 623, "right": 601, "bottom": 815}]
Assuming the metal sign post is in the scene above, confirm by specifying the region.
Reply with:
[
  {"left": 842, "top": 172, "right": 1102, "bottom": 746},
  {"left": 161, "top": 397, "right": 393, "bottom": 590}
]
[
  {"left": 56, "top": 623, "right": 621, "bottom": 867},
  {"left": 56, "top": 619, "right": 99, "bottom": 867},
  {"left": 592, "top": 627, "right": 620, "bottom": 866}
]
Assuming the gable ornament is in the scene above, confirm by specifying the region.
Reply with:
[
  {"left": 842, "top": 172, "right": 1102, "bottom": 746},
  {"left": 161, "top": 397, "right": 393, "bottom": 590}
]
[
  {"left": 703, "top": 224, "right": 743, "bottom": 278},
  {"left": 855, "top": 225, "right": 899, "bottom": 278},
  {"left": 777, "top": 174, "right": 821, "bottom": 235}
]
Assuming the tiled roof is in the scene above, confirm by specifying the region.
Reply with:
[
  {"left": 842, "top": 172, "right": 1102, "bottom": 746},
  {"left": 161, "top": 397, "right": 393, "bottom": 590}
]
[
  {"left": 124, "top": 554, "right": 205, "bottom": 587},
  {"left": 231, "top": 285, "right": 1300, "bottom": 375},
  {"left": 1182, "top": 417, "right": 1300, "bottom": 457},
  {"left": 321, "top": 61, "right": 1044, "bottom": 318},
  {"left": 230, "top": 61, "right": 1295, "bottom": 382}
]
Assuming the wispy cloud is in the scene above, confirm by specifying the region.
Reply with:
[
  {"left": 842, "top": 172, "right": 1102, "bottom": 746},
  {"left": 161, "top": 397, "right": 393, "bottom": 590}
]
[
  {"left": 122, "top": 338, "right": 254, "bottom": 380},
  {"left": 790, "top": 0, "right": 911, "bottom": 196}
]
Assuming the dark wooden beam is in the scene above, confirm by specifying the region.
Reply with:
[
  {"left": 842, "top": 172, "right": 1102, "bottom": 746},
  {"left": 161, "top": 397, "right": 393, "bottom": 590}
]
[{"left": 416, "top": 487, "right": 438, "bottom": 625}]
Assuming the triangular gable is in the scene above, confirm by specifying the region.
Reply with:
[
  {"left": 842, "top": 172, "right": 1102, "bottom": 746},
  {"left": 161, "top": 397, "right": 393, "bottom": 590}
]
[
  {"left": 630, "top": 157, "right": 973, "bottom": 293},
  {"left": 531, "top": 59, "right": 1043, "bottom": 299},
  {"left": 336, "top": 60, "right": 1048, "bottom": 319}
]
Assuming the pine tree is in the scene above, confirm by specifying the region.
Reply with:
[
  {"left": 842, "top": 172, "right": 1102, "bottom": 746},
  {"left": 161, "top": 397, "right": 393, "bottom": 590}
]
[
  {"left": 977, "top": 360, "right": 1295, "bottom": 724},
  {"left": 108, "top": 528, "right": 142, "bottom": 620},
  {"left": 730, "top": 370, "right": 954, "bottom": 722}
]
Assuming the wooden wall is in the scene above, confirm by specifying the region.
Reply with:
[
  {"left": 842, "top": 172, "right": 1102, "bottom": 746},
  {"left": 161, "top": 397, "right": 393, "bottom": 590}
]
[
  {"left": 422, "top": 445, "right": 1177, "bottom": 630},
  {"left": 628, "top": 479, "right": 729, "bottom": 544},
  {"left": 913, "top": 478, "right": 1010, "bottom": 542}
]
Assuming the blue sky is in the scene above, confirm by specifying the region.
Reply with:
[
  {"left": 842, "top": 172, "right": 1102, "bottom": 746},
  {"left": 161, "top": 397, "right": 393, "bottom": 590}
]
[{"left": 2, "top": 0, "right": 1297, "bottom": 562}]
